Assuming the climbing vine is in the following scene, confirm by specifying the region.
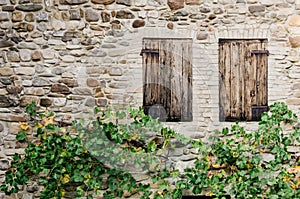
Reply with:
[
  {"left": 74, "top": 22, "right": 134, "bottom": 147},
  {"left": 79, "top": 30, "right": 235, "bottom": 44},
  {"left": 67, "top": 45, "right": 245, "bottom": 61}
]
[{"left": 1, "top": 102, "right": 300, "bottom": 198}]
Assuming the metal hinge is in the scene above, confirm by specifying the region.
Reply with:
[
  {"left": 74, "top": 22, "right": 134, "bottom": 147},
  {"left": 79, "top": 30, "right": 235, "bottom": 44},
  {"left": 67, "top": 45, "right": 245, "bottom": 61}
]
[
  {"left": 251, "top": 50, "right": 269, "bottom": 56},
  {"left": 140, "top": 49, "right": 159, "bottom": 56}
]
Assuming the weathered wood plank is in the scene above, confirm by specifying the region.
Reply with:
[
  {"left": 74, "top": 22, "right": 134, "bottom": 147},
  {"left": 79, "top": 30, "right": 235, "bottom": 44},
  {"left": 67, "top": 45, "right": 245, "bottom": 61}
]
[
  {"left": 256, "top": 41, "right": 268, "bottom": 107},
  {"left": 239, "top": 41, "right": 246, "bottom": 120},
  {"left": 182, "top": 40, "right": 193, "bottom": 121},
  {"left": 230, "top": 41, "right": 239, "bottom": 120}
]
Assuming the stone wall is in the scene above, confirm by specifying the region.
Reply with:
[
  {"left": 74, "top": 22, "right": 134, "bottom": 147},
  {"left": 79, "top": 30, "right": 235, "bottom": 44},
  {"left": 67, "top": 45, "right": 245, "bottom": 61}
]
[{"left": 1, "top": 0, "right": 300, "bottom": 197}]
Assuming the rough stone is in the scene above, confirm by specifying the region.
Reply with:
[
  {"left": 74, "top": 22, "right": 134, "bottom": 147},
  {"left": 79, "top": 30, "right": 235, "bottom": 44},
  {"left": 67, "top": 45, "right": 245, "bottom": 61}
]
[
  {"left": 6, "top": 85, "right": 23, "bottom": 94},
  {"left": 37, "top": 11, "right": 48, "bottom": 21},
  {"left": 132, "top": 19, "right": 145, "bottom": 28},
  {"left": 12, "top": 11, "right": 24, "bottom": 22},
  {"left": 289, "top": 36, "right": 300, "bottom": 48},
  {"left": 116, "top": 10, "right": 135, "bottom": 19},
  {"left": 61, "top": 55, "right": 75, "bottom": 63},
  {"left": 53, "top": 98, "right": 67, "bottom": 107},
  {"left": 197, "top": 32, "right": 208, "bottom": 40},
  {"left": 91, "top": 0, "right": 115, "bottom": 4},
  {"left": 70, "top": 9, "right": 81, "bottom": 20},
  {"left": 2, "top": 5, "right": 15, "bottom": 11},
  {"left": 19, "top": 49, "right": 31, "bottom": 62},
  {"left": 0, "top": 0, "right": 8, "bottom": 5},
  {"left": 116, "top": 0, "right": 131, "bottom": 6},
  {"left": 51, "top": 67, "right": 65, "bottom": 75},
  {"left": 185, "top": 0, "right": 202, "bottom": 5},
  {"left": 0, "top": 96, "right": 15, "bottom": 107},
  {"left": 248, "top": 5, "right": 265, "bottom": 13},
  {"left": 72, "top": 88, "right": 92, "bottom": 95},
  {"left": 85, "top": 9, "right": 100, "bottom": 22},
  {"left": 0, "top": 12, "right": 9, "bottom": 21},
  {"left": 25, "top": 13, "right": 35, "bottom": 22},
  {"left": 58, "top": 79, "right": 78, "bottom": 87},
  {"left": 88, "top": 48, "right": 107, "bottom": 57},
  {"left": 0, "top": 123, "right": 4, "bottom": 132},
  {"left": 0, "top": 159, "right": 10, "bottom": 170},
  {"left": 167, "top": 0, "right": 184, "bottom": 10},
  {"left": 0, "top": 77, "right": 12, "bottom": 85},
  {"left": 16, "top": 4, "right": 43, "bottom": 12},
  {"left": 32, "top": 51, "right": 42, "bottom": 61},
  {"left": 109, "top": 67, "right": 122, "bottom": 76},
  {"left": 24, "top": 88, "right": 44, "bottom": 95},
  {"left": 0, "top": 40, "right": 14, "bottom": 48},
  {"left": 65, "top": 0, "right": 88, "bottom": 4},
  {"left": 288, "top": 15, "right": 300, "bottom": 27},
  {"left": 17, "top": 42, "right": 38, "bottom": 49},
  {"left": 51, "top": 84, "right": 71, "bottom": 94},
  {"left": 32, "top": 77, "right": 51, "bottom": 87},
  {"left": 85, "top": 97, "right": 96, "bottom": 107},
  {"left": 7, "top": 51, "right": 20, "bottom": 62},
  {"left": 200, "top": 7, "right": 210, "bottom": 13},
  {"left": 96, "top": 98, "right": 107, "bottom": 106},
  {"left": 101, "top": 12, "right": 111, "bottom": 23},
  {"left": 87, "top": 78, "right": 100, "bottom": 87},
  {"left": 20, "top": 96, "right": 39, "bottom": 107},
  {"left": 14, "top": 67, "right": 35, "bottom": 75},
  {"left": 0, "top": 68, "right": 13, "bottom": 76}
]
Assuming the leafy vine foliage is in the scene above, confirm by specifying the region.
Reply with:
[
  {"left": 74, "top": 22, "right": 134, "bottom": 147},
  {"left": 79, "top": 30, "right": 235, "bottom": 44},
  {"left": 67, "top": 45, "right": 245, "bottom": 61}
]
[{"left": 1, "top": 102, "right": 300, "bottom": 198}]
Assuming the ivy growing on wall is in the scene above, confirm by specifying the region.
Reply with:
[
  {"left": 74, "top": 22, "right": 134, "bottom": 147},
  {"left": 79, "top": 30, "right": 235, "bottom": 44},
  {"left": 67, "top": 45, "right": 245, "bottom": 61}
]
[{"left": 1, "top": 102, "right": 300, "bottom": 198}]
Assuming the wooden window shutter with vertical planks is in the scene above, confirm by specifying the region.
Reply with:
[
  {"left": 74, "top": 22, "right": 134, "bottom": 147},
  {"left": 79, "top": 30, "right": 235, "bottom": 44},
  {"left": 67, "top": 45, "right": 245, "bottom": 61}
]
[
  {"left": 219, "top": 39, "right": 268, "bottom": 121},
  {"left": 141, "top": 38, "right": 193, "bottom": 122}
]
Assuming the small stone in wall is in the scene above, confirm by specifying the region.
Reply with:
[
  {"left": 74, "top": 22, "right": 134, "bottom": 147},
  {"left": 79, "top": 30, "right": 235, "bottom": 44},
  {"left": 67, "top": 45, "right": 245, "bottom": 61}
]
[
  {"left": 58, "top": 79, "right": 78, "bottom": 87},
  {"left": 31, "top": 51, "right": 42, "bottom": 61},
  {"left": 12, "top": 11, "right": 24, "bottom": 22},
  {"left": 51, "top": 84, "right": 71, "bottom": 94},
  {"left": 288, "top": 15, "right": 300, "bottom": 26},
  {"left": 0, "top": 67, "right": 13, "bottom": 76},
  {"left": 0, "top": 40, "right": 14, "bottom": 48},
  {"left": 116, "top": 10, "right": 135, "bottom": 19},
  {"left": 37, "top": 11, "right": 49, "bottom": 21},
  {"left": 132, "top": 19, "right": 145, "bottom": 28},
  {"left": 0, "top": 123, "right": 4, "bottom": 132},
  {"left": 116, "top": 0, "right": 131, "bottom": 6},
  {"left": 248, "top": 5, "right": 265, "bottom": 13},
  {"left": 200, "top": 7, "right": 210, "bottom": 13},
  {"left": 70, "top": 9, "right": 82, "bottom": 20},
  {"left": 20, "top": 96, "right": 39, "bottom": 107},
  {"left": 16, "top": 4, "right": 43, "bottom": 12},
  {"left": 96, "top": 98, "right": 107, "bottom": 107},
  {"left": 208, "top": 13, "right": 216, "bottom": 20},
  {"left": 40, "top": 98, "right": 52, "bottom": 107},
  {"left": 167, "top": 22, "right": 174, "bottom": 29},
  {"left": 101, "top": 12, "right": 110, "bottom": 22},
  {"left": 32, "top": 77, "right": 51, "bottom": 87},
  {"left": 25, "top": 13, "right": 35, "bottom": 22},
  {"left": 65, "top": 0, "right": 88, "bottom": 4},
  {"left": 0, "top": 159, "right": 10, "bottom": 170},
  {"left": 196, "top": 32, "right": 208, "bottom": 40},
  {"left": 0, "top": 12, "right": 9, "bottom": 21},
  {"left": 0, "top": 0, "right": 8, "bottom": 5},
  {"left": 185, "top": 0, "right": 202, "bottom": 5},
  {"left": 2, "top": 5, "right": 15, "bottom": 11},
  {"left": 7, "top": 51, "right": 20, "bottom": 62},
  {"left": 85, "top": 9, "right": 100, "bottom": 22},
  {"left": 85, "top": 97, "right": 96, "bottom": 107},
  {"left": 289, "top": 36, "right": 300, "bottom": 48},
  {"left": 6, "top": 86, "right": 23, "bottom": 94},
  {"left": 19, "top": 49, "right": 31, "bottom": 62},
  {"left": 87, "top": 78, "right": 100, "bottom": 87},
  {"left": 167, "top": 0, "right": 184, "bottom": 10},
  {"left": 91, "top": 0, "right": 115, "bottom": 4}
]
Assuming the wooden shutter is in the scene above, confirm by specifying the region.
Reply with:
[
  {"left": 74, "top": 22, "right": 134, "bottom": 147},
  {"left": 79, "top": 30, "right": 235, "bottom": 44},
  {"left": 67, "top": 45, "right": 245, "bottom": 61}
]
[
  {"left": 142, "top": 38, "right": 192, "bottom": 122},
  {"left": 219, "top": 39, "right": 268, "bottom": 121}
]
